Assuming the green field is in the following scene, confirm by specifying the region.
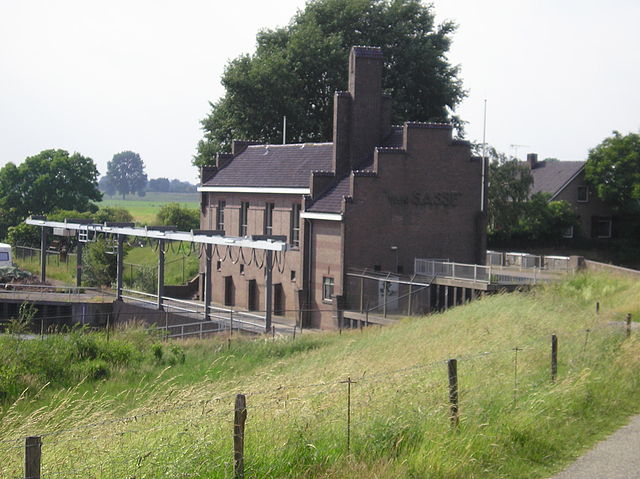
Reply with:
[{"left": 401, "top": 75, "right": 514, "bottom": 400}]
[
  {"left": 15, "top": 244, "right": 199, "bottom": 287},
  {"left": 1, "top": 272, "right": 640, "bottom": 478},
  {"left": 100, "top": 192, "right": 199, "bottom": 224}
]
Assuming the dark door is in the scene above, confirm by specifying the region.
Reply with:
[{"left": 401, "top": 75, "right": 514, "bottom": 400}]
[
  {"left": 248, "top": 280, "right": 257, "bottom": 311},
  {"left": 224, "top": 276, "right": 234, "bottom": 306},
  {"left": 273, "top": 283, "right": 284, "bottom": 316}
]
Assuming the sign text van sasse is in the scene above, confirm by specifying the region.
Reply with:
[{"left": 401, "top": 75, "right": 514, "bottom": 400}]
[{"left": 385, "top": 191, "right": 462, "bottom": 208}]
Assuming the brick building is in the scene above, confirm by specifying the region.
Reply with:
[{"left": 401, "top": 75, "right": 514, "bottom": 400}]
[
  {"left": 526, "top": 154, "right": 616, "bottom": 239},
  {"left": 198, "top": 46, "right": 486, "bottom": 329}
]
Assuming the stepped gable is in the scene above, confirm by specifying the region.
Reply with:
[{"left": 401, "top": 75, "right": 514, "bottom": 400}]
[
  {"left": 203, "top": 143, "right": 333, "bottom": 188},
  {"left": 529, "top": 160, "right": 584, "bottom": 196},
  {"left": 306, "top": 176, "right": 351, "bottom": 214},
  {"left": 305, "top": 126, "right": 407, "bottom": 213}
]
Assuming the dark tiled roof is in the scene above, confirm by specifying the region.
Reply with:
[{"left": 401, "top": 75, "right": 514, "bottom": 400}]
[
  {"left": 306, "top": 176, "right": 351, "bottom": 213},
  {"left": 352, "top": 46, "right": 383, "bottom": 58},
  {"left": 203, "top": 143, "right": 333, "bottom": 188},
  {"left": 530, "top": 160, "right": 584, "bottom": 196}
]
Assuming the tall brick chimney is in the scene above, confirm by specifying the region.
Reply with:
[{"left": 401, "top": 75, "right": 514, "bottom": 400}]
[
  {"left": 332, "top": 46, "right": 385, "bottom": 175},
  {"left": 348, "top": 46, "right": 383, "bottom": 164},
  {"left": 527, "top": 153, "right": 538, "bottom": 169}
]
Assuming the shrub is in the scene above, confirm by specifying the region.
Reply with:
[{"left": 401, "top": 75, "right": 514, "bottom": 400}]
[
  {"left": 151, "top": 343, "right": 164, "bottom": 363},
  {"left": 156, "top": 203, "right": 199, "bottom": 231}
]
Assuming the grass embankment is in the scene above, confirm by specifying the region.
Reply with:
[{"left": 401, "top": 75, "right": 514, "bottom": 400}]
[
  {"left": 100, "top": 192, "right": 198, "bottom": 224},
  {"left": 1, "top": 272, "right": 640, "bottom": 478}
]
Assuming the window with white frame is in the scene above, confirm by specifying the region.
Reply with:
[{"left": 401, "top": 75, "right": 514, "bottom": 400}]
[
  {"left": 239, "top": 201, "right": 249, "bottom": 236},
  {"left": 216, "top": 200, "right": 225, "bottom": 231},
  {"left": 322, "top": 276, "right": 334, "bottom": 302},
  {"left": 290, "top": 203, "right": 301, "bottom": 247},
  {"left": 562, "top": 226, "right": 574, "bottom": 238},
  {"left": 264, "top": 202, "right": 274, "bottom": 235}
]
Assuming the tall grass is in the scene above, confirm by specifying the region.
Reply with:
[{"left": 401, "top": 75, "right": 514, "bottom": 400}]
[{"left": 0, "top": 272, "right": 639, "bottom": 478}]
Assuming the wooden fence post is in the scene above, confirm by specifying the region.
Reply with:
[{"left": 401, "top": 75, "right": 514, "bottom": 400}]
[
  {"left": 25, "top": 436, "right": 41, "bottom": 479},
  {"left": 626, "top": 313, "right": 632, "bottom": 338},
  {"left": 234, "top": 394, "right": 247, "bottom": 479},
  {"left": 447, "top": 359, "right": 458, "bottom": 427},
  {"left": 340, "top": 377, "right": 356, "bottom": 453},
  {"left": 551, "top": 335, "right": 558, "bottom": 382}
]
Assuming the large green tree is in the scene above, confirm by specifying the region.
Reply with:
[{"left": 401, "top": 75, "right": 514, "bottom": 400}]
[
  {"left": 195, "top": 0, "right": 465, "bottom": 166},
  {"left": 0, "top": 149, "right": 101, "bottom": 238},
  {"left": 486, "top": 147, "right": 534, "bottom": 238},
  {"left": 105, "top": 151, "right": 148, "bottom": 199},
  {"left": 585, "top": 131, "right": 640, "bottom": 213}
]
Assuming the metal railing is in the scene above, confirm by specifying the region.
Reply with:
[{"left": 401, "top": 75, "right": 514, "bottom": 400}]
[
  {"left": 414, "top": 259, "right": 554, "bottom": 285},
  {"left": 414, "top": 259, "right": 491, "bottom": 283},
  {"left": 120, "top": 288, "right": 274, "bottom": 335},
  {"left": 487, "top": 250, "right": 571, "bottom": 272}
]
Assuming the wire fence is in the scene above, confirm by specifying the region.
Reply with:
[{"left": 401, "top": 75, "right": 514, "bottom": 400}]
[{"left": 1, "top": 314, "right": 635, "bottom": 479}]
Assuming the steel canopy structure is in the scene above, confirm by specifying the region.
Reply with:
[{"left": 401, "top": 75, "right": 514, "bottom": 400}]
[{"left": 25, "top": 216, "right": 291, "bottom": 332}]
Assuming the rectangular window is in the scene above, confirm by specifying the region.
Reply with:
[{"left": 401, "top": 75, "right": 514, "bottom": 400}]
[
  {"left": 597, "top": 217, "right": 612, "bottom": 238},
  {"left": 562, "top": 226, "right": 574, "bottom": 239},
  {"left": 577, "top": 186, "right": 589, "bottom": 202},
  {"left": 0, "top": 252, "right": 9, "bottom": 261},
  {"left": 322, "top": 276, "right": 334, "bottom": 302},
  {"left": 239, "top": 201, "right": 249, "bottom": 236},
  {"left": 290, "top": 203, "right": 301, "bottom": 247},
  {"left": 216, "top": 200, "right": 225, "bottom": 231},
  {"left": 290, "top": 270, "right": 296, "bottom": 282},
  {"left": 264, "top": 202, "right": 274, "bottom": 235},
  {"left": 216, "top": 260, "right": 222, "bottom": 272}
]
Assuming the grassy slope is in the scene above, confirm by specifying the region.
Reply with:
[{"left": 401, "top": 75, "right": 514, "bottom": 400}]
[{"left": 1, "top": 272, "right": 639, "bottom": 478}]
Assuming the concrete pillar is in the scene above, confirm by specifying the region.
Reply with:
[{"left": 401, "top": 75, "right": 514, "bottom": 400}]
[
  {"left": 157, "top": 239, "right": 165, "bottom": 311},
  {"left": 265, "top": 250, "right": 273, "bottom": 333},
  {"left": 40, "top": 227, "right": 47, "bottom": 282},
  {"left": 444, "top": 286, "right": 449, "bottom": 310},
  {"left": 116, "top": 236, "right": 123, "bottom": 300},
  {"left": 204, "top": 244, "right": 212, "bottom": 321},
  {"left": 453, "top": 287, "right": 458, "bottom": 306},
  {"left": 76, "top": 241, "right": 83, "bottom": 287}
]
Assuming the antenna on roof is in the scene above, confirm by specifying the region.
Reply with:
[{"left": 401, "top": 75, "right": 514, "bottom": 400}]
[
  {"left": 509, "top": 144, "right": 529, "bottom": 159},
  {"left": 283, "top": 116, "right": 287, "bottom": 145}
]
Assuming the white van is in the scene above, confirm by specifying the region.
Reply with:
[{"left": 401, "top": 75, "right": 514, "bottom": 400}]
[{"left": 0, "top": 243, "right": 12, "bottom": 267}]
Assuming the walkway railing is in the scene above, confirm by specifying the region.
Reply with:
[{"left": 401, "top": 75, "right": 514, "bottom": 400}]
[
  {"left": 414, "top": 259, "right": 555, "bottom": 285},
  {"left": 487, "top": 251, "right": 571, "bottom": 271},
  {"left": 414, "top": 259, "right": 491, "bottom": 283}
]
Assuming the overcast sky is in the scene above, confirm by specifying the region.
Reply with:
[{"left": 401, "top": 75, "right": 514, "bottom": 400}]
[{"left": 1, "top": 0, "right": 638, "bottom": 183}]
